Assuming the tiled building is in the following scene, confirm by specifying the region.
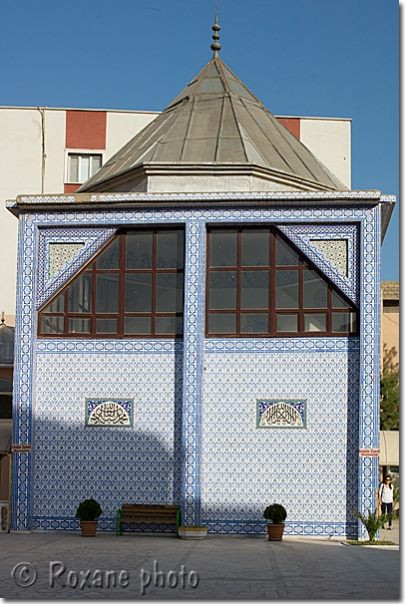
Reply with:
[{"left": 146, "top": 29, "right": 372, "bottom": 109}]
[{"left": 7, "top": 20, "right": 395, "bottom": 538}]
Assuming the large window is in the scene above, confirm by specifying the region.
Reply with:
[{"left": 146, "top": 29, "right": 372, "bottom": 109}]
[
  {"left": 207, "top": 227, "right": 358, "bottom": 337},
  {"left": 39, "top": 229, "right": 184, "bottom": 337}
]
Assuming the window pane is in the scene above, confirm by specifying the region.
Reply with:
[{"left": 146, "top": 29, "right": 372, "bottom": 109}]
[
  {"left": 210, "top": 231, "right": 237, "bottom": 266},
  {"left": 156, "top": 274, "right": 184, "bottom": 312},
  {"left": 68, "top": 318, "right": 90, "bottom": 333},
  {"left": 0, "top": 378, "right": 12, "bottom": 393},
  {"left": 91, "top": 155, "right": 102, "bottom": 176},
  {"left": 275, "top": 270, "right": 299, "bottom": 308},
  {"left": 126, "top": 232, "right": 153, "bottom": 269},
  {"left": 96, "top": 274, "right": 119, "bottom": 313},
  {"left": 241, "top": 230, "right": 269, "bottom": 266},
  {"left": 125, "top": 274, "right": 152, "bottom": 312},
  {"left": 332, "top": 312, "right": 357, "bottom": 333},
  {"left": 97, "top": 238, "right": 120, "bottom": 269},
  {"left": 241, "top": 270, "right": 269, "bottom": 309},
  {"left": 276, "top": 234, "right": 299, "bottom": 266},
  {"left": 96, "top": 319, "right": 117, "bottom": 333},
  {"left": 155, "top": 317, "right": 183, "bottom": 335},
  {"left": 157, "top": 230, "right": 184, "bottom": 269},
  {"left": 69, "top": 155, "right": 79, "bottom": 182},
  {"left": 80, "top": 155, "right": 90, "bottom": 182},
  {"left": 208, "top": 313, "right": 236, "bottom": 334},
  {"left": 240, "top": 313, "right": 268, "bottom": 333},
  {"left": 303, "top": 271, "right": 328, "bottom": 308},
  {"left": 124, "top": 316, "right": 151, "bottom": 335},
  {"left": 332, "top": 290, "right": 351, "bottom": 309},
  {"left": 209, "top": 271, "right": 237, "bottom": 309},
  {"left": 40, "top": 316, "right": 64, "bottom": 334},
  {"left": 0, "top": 394, "right": 12, "bottom": 419},
  {"left": 276, "top": 314, "right": 298, "bottom": 332},
  {"left": 304, "top": 313, "right": 326, "bottom": 332},
  {"left": 43, "top": 292, "right": 65, "bottom": 313},
  {"left": 68, "top": 274, "right": 92, "bottom": 313}
]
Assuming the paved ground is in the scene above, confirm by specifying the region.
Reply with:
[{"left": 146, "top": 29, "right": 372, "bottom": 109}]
[{"left": 0, "top": 524, "right": 400, "bottom": 599}]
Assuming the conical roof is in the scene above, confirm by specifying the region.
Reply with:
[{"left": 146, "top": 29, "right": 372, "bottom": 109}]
[{"left": 79, "top": 54, "right": 346, "bottom": 193}]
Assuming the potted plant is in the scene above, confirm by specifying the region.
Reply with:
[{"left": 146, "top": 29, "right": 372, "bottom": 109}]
[
  {"left": 263, "top": 503, "right": 287, "bottom": 541},
  {"left": 178, "top": 525, "right": 208, "bottom": 540},
  {"left": 76, "top": 498, "right": 102, "bottom": 537}
]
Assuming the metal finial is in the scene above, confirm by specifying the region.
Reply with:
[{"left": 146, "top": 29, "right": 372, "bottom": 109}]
[
  {"left": 1, "top": 312, "right": 4, "bottom": 324},
  {"left": 210, "top": 5, "right": 221, "bottom": 57}
]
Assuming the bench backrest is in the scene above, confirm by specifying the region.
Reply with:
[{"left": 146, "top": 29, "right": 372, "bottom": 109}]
[{"left": 121, "top": 504, "right": 179, "bottom": 519}]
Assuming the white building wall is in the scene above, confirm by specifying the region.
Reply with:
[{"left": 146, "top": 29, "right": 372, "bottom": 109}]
[
  {"left": 43, "top": 109, "right": 66, "bottom": 193},
  {"left": 105, "top": 111, "right": 159, "bottom": 160}
]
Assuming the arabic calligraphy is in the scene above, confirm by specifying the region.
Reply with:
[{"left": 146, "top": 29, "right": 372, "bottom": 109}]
[
  {"left": 257, "top": 399, "right": 306, "bottom": 429},
  {"left": 86, "top": 399, "right": 133, "bottom": 427}
]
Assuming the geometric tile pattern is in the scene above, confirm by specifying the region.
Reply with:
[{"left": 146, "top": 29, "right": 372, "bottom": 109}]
[
  {"left": 10, "top": 195, "right": 382, "bottom": 540},
  {"left": 278, "top": 224, "right": 359, "bottom": 305},
  {"left": 310, "top": 239, "right": 348, "bottom": 276},
  {"left": 36, "top": 228, "right": 117, "bottom": 308}
]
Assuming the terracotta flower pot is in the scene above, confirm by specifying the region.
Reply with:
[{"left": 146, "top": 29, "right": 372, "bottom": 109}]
[
  {"left": 266, "top": 523, "right": 284, "bottom": 541},
  {"left": 80, "top": 520, "right": 98, "bottom": 537}
]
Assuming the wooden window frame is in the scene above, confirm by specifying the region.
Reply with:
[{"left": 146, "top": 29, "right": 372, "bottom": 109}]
[{"left": 206, "top": 226, "right": 358, "bottom": 338}]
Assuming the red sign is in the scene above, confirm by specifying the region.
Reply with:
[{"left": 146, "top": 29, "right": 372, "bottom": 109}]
[
  {"left": 359, "top": 448, "right": 380, "bottom": 457},
  {"left": 11, "top": 444, "right": 32, "bottom": 453}
]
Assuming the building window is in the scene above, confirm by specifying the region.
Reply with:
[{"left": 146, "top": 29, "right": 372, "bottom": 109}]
[
  {"left": 67, "top": 153, "right": 102, "bottom": 183},
  {"left": 38, "top": 229, "right": 185, "bottom": 338},
  {"left": 207, "top": 227, "right": 358, "bottom": 337},
  {"left": 0, "top": 378, "right": 12, "bottom": 419}
]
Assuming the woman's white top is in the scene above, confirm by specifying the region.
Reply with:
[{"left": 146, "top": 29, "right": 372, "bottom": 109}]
[{"left": 379, "top": 484, "right": 394, "bottom": 503}]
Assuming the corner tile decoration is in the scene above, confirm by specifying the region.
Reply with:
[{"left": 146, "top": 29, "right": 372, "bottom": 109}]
[
  {"left": 256, "top": 399, "right": 307, "bottom": 428},
  {"left": 48, "top": 242, "right": 85, "bottom": 279},
  {"left": 278, "top": 224, "right": 359, "bottom": 305},
  {"left": 85, "top": 398, "right": 134, "bottom": 427},
  {"left": 37, "top": 228, "right": 117, "bottom": 308},
  {"left": 309, "top": 239, "right": 348, "bottom": 276},
  {"left": 10, "top": 196, "right": 382, "bottom": 539}
]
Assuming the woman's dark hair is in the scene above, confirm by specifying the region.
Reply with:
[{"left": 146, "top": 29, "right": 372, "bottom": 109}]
[{"left": 384, "top": 475, "right": 393, "bottom": 489}]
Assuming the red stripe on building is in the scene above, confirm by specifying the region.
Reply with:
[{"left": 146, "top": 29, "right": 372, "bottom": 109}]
[
  {"left": 66, "top": 110, "right": 107, "bottom": 149},
  {"left": 64, "top": 183, "right": 81, "bottom": 193},
  {"left": 277, "top": 117, "right": 300, "bottom": 140}
]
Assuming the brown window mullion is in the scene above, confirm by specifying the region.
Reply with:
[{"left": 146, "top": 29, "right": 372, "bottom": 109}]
[{"left": 152, "top": 231, "right": 157, "bottom": 336}]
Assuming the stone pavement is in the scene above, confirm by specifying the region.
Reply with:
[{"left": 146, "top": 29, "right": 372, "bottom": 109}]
[{"left": 0, "top": 529, "right": 400, "bottom": 599}]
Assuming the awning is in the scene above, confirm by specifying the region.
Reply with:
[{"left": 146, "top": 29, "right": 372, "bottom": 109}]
[{"left": 379, "top": 431, "right": 399, "bottom": 466}]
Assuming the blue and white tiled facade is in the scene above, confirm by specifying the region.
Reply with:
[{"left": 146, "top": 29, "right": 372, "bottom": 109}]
[{"left": 10, "top": 191, "right": 384, "bottom": 538}]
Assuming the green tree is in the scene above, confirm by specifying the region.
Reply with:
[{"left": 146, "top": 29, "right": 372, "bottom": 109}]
[{"left": 380, "top": 363, "right": 399, "bottom": 430}]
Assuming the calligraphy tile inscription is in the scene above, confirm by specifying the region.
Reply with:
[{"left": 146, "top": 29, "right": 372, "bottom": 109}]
[
  {"left": 85, "top": 398, "right": 134, "bottom": 427},
  {"left": 256, "top": 399, "right": 307, "bottom": 429}
]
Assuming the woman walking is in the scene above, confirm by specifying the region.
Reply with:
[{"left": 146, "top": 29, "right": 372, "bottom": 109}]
[{"left": 379, "top": 475, "right": 394, "bottom": 529}]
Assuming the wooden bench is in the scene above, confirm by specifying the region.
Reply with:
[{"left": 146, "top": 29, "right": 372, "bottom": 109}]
[{"left": 116, "top": 504, "right": 181, "bottom": 536}]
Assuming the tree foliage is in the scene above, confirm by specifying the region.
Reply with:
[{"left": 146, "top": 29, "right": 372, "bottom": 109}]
[
  {"left": 352, "top": 509, "right": 389, "bottom": 542},
  {"left": 380, "top": 345, "right": 399, "bottom": 431}
]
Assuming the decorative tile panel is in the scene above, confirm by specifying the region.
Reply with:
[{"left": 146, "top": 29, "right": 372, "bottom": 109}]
[
  {"left": 48, "top": 242, "right": 85, "bottom": 279},
  {"left": 85, "top": 398, "right": 134, "bottom": 427},
  {"left": 309, "top": 239, "right": 348, "bottom": 276},
  {"left": 256, "top": 399, "right": 307, "bottom": 428}
]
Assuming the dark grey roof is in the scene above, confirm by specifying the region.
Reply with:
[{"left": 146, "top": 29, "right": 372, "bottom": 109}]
[
  {"left": 79, "top": 56, "right": 347, "bottom": 192},
  {"left": 0, "top": 322, "right": 14, "bottom": 364}
]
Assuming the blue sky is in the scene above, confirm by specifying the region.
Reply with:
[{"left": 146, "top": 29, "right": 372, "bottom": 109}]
[{"left": 0, "top": 0, "right": 399, "bottom": 280}]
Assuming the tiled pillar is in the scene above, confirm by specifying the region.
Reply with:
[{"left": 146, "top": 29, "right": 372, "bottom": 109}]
[
  {"left": 181, "top": 221, "right": 206, "bottom": 526},
  {"left": 11, "top": 215, "right": 37, "bottom": 530},
  {"left": 358, "top": 206, "right": 381, "bottom": 538}
]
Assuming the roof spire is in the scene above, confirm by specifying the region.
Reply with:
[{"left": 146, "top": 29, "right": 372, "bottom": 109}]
[{"left": 210, "top": 5, "right": 221, "bottom": 57}]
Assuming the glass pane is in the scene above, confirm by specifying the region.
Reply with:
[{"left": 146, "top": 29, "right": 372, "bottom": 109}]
[
  {"left": 68, "top": 274, "right": 92, "bottom": 313},
  {"left": 0, "top": 378, "right": 12, "bottom": 393},
  {"left": 40, "top": 316, "right": 64, "bottom": 334},
  {"left": 97, "top": 237, "right": 120, "bottom": 269},
  {"left": 208, "top": 313, "right": 236, "bottom": 334},
  {"left": 96, "top": 274, "right": 119, "bottom": 313},
  {"left": 91, "top": 155, "right": 102, "bottom": 176},
  {"left": 209, "top": 271, "right": 237, "bottom": 309},
  {"left": 241, "top": 230, "right": 269, "bottom": 266},
  {"left": 96, "top": 319, "right": 117, "bottom": 333},
  {"left": 155, "top": 317, "right": 183, "bottom": 335},
  {"left": 0, "top": 394, "right": 12, "bottom": 419},
  {"left": 332, "top": 312, "right": 357, "bottom": 333},
  {"left": 275, "top": 270, "right": 299, "bottom": 308},
  {"left": 125, "top": 274, "right": 152, "bottom": 312},
  {"left": 303, "top": 270, "right": 328, "bottom": 308},
  {"left": 304, "top": 313, "right": 326, "bottom": 332},
  {"left": 68, "top": 318, "right": 90, "bottom": 333},
  {"left": 157, "top": 230, "right": 184, "bottom": 269},
  {"left": 80, "top": 155, "right": 90, "bottom": 182},
  {"left": 43, "top": 292, "right": 65, "bottom": 313},
  {"left": 210, "top": 231, "right": 237, "bottom": 267},
  {"left": 69, "top": 155, "right": 79, "bottom": 182},
  {"left": 332, "top": 290, "right": 351, "bottom": 309},
  {"left": 276, "top": 314, "right": 298, "bottom": 332},
  {"left": 276, "top": 234, "right": 299, "bottom": 266},
  {"left": 240, "top": 313, "right": 268, "bottom": 333},
  {"left": 126, "top": 232, "right": 153, "bottom": 269},
  {"left": 156, "top": 274, "right": 184, "bottom": 312},
  {"left": 124, "top": 316, "right": 151, "bottom": 335},
  {"left": 241, "top": 270, "right": 269, "bottom": 309}
]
